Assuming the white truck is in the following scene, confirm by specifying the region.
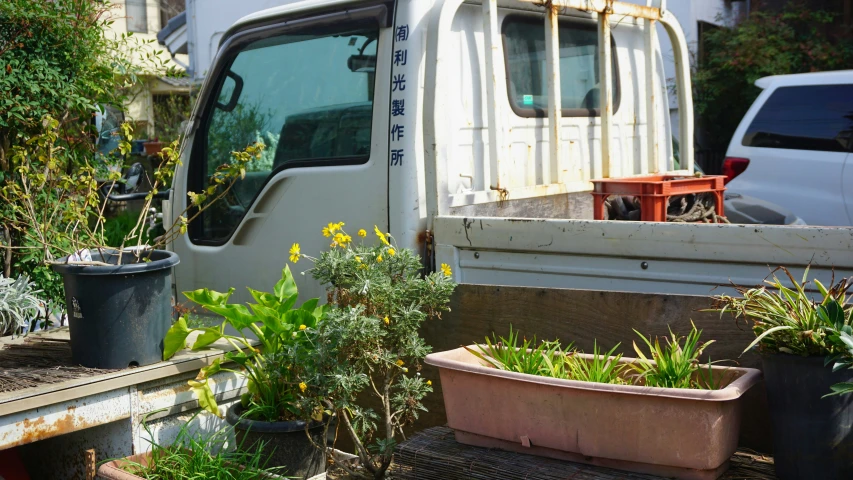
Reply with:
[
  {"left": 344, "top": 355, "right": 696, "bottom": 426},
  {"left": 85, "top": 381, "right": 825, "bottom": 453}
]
[
  {"left": 168, "top": 0, "right": 852, "bottom": 301},
  {"left": 3, "top": 1, "right": 852, "bottom": 476}
]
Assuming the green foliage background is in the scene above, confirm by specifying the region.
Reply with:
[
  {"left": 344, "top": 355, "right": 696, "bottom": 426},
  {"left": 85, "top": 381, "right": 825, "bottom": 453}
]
[{"left": 0, "top": 0, "right": 174, "bottom": 307}]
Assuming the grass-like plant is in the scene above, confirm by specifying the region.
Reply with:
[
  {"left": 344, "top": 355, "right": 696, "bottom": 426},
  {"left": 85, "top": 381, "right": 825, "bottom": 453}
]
[
  {"left": 563, "top": 342, "right": 627, "bottom": 385},
  {"left": 466, "top": 327, "right": 570, "bottom": 377},
  {"left": 712, "top": 267, "right": 853, "bottom": 396},
  {"left": 471, "top": 324, "right": 720, "bottom": 390},
  {"left": 117, "top": 415, "right": 280, "bottom": 480},
  {"left": 630, "top": 322, "right": 716, "bottom": 389}
]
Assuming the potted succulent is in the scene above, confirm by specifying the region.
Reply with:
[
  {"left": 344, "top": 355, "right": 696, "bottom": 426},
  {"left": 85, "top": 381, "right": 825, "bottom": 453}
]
[
  {"left": 0, "top": 275, "right": 50, "bottom": 336},
  {"left": 98, "top": 415, "right": 285, "bottom": 479},
  {"left": 426, "top": 324, "right": 761, "bottom": 480},
  {"left": 713, "top": 267, "right": 853, "bottom": 480},
  {"left": 0, "top": 117, "right": 265, "bottom": 368},
  {"left": 163, "top": 266, "right": 328, "bottom": 479},
  {"left": 288, "top": 223, "right": 456, "bottom": 479}
]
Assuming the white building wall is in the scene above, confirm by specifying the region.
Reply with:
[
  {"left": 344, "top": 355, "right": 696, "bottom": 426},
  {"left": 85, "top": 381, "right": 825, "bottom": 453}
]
[
  {"left": 625, "top": 1, "right": 749, "bottom": 141},
  {"left": 186, "top": 0, "right": 293, "bottom": 80}
]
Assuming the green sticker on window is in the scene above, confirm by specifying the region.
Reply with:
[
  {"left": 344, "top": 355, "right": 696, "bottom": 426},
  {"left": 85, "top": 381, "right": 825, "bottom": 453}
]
[{"left": 522, "top": 94, "right": 534, "bottom": 106}]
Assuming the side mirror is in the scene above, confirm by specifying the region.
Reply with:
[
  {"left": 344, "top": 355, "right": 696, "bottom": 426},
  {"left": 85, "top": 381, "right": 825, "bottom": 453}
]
[
  {"left": 123, "top": 162, "right": 144, "bottom": 194},
  {"left": 348, "top": 55, "right": 376, "bottom": 73},
  {"left": 214, "top": 70, "right": 244, "bottom": 112}
]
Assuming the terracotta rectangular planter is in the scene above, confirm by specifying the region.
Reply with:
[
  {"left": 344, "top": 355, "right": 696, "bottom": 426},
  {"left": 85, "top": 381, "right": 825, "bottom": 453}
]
[
  {"left": 425, "top": 346, "right": 762, "bottom": 480},
  {"left": 97, "top": 452, "right": 300, "bottom": 479}
]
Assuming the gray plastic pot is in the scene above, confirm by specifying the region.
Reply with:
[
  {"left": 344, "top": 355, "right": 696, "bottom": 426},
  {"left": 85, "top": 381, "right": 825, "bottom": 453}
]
[
  {"left": 51, "top": 249, "right": 179, "bottom": 369},
  {"left": 227, "top": 403, "right": 327, "bottom": 479},
  {"left": 762, "top": 353, "right": 853, "bottom": 480}
]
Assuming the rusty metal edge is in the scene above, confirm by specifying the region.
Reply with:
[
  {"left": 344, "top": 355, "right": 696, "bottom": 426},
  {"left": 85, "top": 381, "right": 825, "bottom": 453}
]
[{"left": 0, "top": 333, "right": 242, "bottom": 417}]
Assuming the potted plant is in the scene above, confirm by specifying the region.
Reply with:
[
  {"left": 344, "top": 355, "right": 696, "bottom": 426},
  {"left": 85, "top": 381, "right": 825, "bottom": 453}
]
[
  {"left": 162, "top": 265, "right": 328, "bottom": 479},
  {"left": 143, "top": 137, "right": 163, "bottom": 156},
  {"left": 426, "top": 324, "right": 761, "bottom": 480},
  {"left": 713, "top": 267, "right": 853, "bottom": 480},
  {"left": 0, "top": 117, "right": 265, "bottom": 369},
  {"left": 288, "top": 223, "right": 456, "bottom": 479},
  {"left": 98, "top": 415, "right": 285, "bottom": 479},
  {"left": 0, "top": 275, "right": 50, "bottom": 337}
]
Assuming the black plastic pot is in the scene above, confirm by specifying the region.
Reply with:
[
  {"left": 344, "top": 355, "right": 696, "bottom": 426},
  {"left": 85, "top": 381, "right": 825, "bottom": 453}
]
[
  {"left": 51, "top": 249, "right": 179, "bottom": 369},
  {"left": 762, "top": 353, "right": 853, "bottom": 480},
  {"left": 226, "top": 403, "right": 327, "bottom": 479}
]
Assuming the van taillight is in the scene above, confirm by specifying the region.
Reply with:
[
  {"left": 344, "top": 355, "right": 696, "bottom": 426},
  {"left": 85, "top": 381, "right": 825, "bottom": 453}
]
[{"left": 722, "top": 157, "right": 749, "bottom": 185}]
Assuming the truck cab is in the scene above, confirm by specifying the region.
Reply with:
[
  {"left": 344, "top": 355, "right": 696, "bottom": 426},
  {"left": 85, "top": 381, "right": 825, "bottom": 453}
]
[{"left": 170, "top": 0, "right": 852, "bottom": 302}]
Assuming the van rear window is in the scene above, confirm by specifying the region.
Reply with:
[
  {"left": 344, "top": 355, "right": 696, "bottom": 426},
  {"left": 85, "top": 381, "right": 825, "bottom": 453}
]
[
  {"left": 742, "top": 85, "right": 853, "bottom": 153},
  {"left": 502, "top": 16, "right": 620, "bottom": 117}
]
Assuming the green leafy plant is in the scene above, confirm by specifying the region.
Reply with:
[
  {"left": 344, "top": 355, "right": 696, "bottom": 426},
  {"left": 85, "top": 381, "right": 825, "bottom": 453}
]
[
  {"left": 0, "top": 0, "right": 178, "bottom": 298},
  {"left": 0, "top": 275, "right": 45, "bottom": 336},
  {"left": 471, "top": 325, "right": 720, "bottom": 389},
  {"left": 630, "top": 322, "right": 716, "bottom": 389},
  {"left": 163, "top": 265, "right": 325, "bottom": 422},
  {"left": 466, "top": 327, "right": 570, "bottom": 377},
  {"left": 116, "top": 414, "right": 280, "bottom": 479},
  {"left": 0, "top": 117, "right": 266, "bottom": 268},
  {"left": 712, "top": 267, "right": 853, "bottom": 396},
  {"left": 291, "top": 223, "right": 456, "bottom": 479},
  {"left": 564, "top": 342, "right": 627, "bottom": 385}
]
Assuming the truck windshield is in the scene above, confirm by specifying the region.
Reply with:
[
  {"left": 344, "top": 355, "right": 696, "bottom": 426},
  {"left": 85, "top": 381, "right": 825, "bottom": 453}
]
[{"left": 196, "top": 26, "right": 378, "bottom": 243}]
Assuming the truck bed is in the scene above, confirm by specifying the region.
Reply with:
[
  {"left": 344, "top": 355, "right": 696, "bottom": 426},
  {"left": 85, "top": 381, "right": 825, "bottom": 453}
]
[{"left": 434, "top": 216, "right": 853, "bottom": 295}]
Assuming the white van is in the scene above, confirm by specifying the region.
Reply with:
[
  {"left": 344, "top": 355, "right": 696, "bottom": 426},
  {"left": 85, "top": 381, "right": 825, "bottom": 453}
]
[{"left": 724, "top": 70, "right": 853, "bottom": 226}]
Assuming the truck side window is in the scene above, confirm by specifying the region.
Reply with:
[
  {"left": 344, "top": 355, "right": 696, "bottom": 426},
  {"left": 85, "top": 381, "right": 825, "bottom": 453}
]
[
  {"left": 502, "top": 16, "right": 620, "bottom": 117},
  {"left": 192, "top": 27, "right": 378, "bottom": 244},
  {"left": 742, "top": 85, "right": 853, "bottom": 153}
]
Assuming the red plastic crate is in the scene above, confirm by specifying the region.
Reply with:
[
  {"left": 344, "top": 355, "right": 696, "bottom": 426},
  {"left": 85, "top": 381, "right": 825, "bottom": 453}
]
[{"left": 591, "top": 174, "right": 726, "bottom": 222}]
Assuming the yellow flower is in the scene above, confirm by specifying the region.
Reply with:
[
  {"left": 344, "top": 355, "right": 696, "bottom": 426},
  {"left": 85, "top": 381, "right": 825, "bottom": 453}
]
[
  {"left": 355, "top": 256, "right": 362, "bottom": 263},
  {"left": 388, "top": 248, "right": 396, "bottom": 256},
  {"left": 383, "top": 316, "right": 390, "bottom": 325},
  {"left": 358, "top": 229, "right": 367, "bottom": 238},
  {"left": 440, "top": 263, "right": 452, "bottom": 277},
  {"left": 374, "top": 225, "right": 389, "bottom": 246},
  {"left": 289, "top": 243, "right": 301, "bottom": 263},
  {"left": 299, "top": 382, "right": 307, "bottom": 393},
  {"left": 377, "top": 255, "right": 383, "bottom": 263},
  {"left": 427, "top": 380, "right": 432, "bottom": 386},
  {"left": 325, "top": 222, "right": 344, "bottom": 237},
  {"left": 334, "top": 232, "right": 352, "bottom": 246},
  {"left": 299, "top": 324, "right": 307, "bottom": 331},
  {"left": 395, "top": 359, "right": 404, "bottom": 367}
]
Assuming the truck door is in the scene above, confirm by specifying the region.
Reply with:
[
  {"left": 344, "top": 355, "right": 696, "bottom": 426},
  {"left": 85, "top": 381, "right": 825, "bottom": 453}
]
[{"left": 172, "top": 6, "right": 392, "bottom": 303}]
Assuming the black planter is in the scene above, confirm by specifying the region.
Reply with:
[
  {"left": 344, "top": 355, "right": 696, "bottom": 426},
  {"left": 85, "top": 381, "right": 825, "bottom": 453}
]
[
  {"left": 226, "top": 403, "right": 327, "bottom": 479},
  {"left": 762, "top": 353, "right": 853, "bottom": 479},
  {"left": 51, "top": 249, "right": 179, "bottom": 369}
]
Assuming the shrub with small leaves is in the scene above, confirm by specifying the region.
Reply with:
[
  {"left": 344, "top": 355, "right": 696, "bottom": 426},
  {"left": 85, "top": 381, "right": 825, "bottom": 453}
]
[{"left": 291, "top": 223, "right": 456, "bottom": 479}]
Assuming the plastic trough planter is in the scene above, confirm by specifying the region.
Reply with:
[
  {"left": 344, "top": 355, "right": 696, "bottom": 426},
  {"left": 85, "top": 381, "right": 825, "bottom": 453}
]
[
  {"left": 97, "top": 451, "right": 325, "bottom": 479},
  {"left": 51, "top": 249, "right": 179, "bottom": 369},
  {"left": 425, "top": 346, "right": 762, "bottom": 480}
]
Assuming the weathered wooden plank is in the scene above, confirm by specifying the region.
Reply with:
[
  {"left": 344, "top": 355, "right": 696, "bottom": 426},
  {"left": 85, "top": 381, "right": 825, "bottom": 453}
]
[
  {"left": 393, "top": 426, "right": 776, "bottom": 480},
  {"left": 0, "top": 329, "right": 239, "bottom": 417},
  {"left": 419, "top": 284, "right": 772, "bottom": 452}
]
